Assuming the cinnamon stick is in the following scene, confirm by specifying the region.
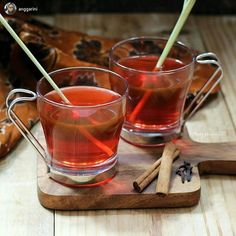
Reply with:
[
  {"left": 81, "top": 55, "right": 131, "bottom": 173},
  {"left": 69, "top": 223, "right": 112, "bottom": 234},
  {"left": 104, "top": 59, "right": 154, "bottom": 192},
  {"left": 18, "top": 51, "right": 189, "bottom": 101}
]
[
  {"left": 133, "top": 144, "right": 179, "bottom": 193},
  {"left": 156, "top": 142, "right": 179, "bottom": 195}
]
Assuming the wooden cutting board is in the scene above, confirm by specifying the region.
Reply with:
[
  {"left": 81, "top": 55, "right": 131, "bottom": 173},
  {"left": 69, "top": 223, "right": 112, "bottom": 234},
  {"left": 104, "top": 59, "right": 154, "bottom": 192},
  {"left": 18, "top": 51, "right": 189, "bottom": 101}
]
[{"left": 37, "top": 129, "right": 236, "bottom": 210}]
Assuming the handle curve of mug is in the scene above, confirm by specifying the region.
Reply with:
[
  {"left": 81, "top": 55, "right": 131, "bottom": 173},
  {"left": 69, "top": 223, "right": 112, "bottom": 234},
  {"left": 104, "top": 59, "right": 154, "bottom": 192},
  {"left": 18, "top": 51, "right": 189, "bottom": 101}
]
[
  {"left": 6, "top": 89, "right": 48, "bottom": 165},
  {"left": 183, "top": 52, "right": 224, "bottom": 124}
]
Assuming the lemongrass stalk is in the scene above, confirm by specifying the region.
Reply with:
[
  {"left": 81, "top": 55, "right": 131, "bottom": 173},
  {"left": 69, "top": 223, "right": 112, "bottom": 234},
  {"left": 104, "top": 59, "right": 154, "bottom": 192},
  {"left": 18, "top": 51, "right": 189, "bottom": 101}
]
[
  {"left": 155, "top": 0, "right": 196, "bottom": 69},
  {"left": 0, "top": 14, "right": 70, "bottom": 104},
  {"left": 0, "top": 14, "right": 116, "bottom": 156}
]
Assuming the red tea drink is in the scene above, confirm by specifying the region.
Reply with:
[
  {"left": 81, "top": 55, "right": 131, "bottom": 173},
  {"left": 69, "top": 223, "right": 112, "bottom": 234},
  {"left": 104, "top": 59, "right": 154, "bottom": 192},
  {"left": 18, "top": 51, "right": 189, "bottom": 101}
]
[
  {"left": 112, "top": 55, "right": 191, "bottom": 130},
  {"left": 110, "top": 37, "right": 195, "bottom": 146},
  {"left": 38, "top": 86, "right": 124, "bottom": 171}
]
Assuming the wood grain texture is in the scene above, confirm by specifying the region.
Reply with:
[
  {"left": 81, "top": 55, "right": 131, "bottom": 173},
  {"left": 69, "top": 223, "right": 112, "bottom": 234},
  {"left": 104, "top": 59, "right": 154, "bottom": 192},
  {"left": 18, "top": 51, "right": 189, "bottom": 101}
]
[
  {"left": 196, "top": 16, "right": 236, "bottom": 127},
  {"left": 37, "top": 135, "right": 201, "bottom": 210},
  {"left": 194, "top": 16, "right": 236, "bottom": 236},
  {"left": 37, "top": 131, "right": 236, "bottom": 210},
  {"left": 0, "top": 125, "right": 54, "bottom": 236},
  {"left": 52, "top": 14, "right": 236, "bottom": 236},
  {"left": 1, "top": 14, "right": 236, "bottom": 236}
]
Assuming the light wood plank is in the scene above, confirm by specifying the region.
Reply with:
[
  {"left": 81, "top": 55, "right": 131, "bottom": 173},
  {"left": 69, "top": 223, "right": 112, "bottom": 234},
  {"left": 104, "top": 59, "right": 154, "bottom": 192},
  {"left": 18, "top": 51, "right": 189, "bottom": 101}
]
[
  {"left": 51, "top": 13, "right": 236, "bottom": 236},
  {"left": 195, "top": 15, "right": 236, "bottom": 236},
  {"left": 0, "top": 125, "right": 54, "bottom": 236},
  {"left": 2, "top": 14, "right": 234, "bottom": 236},
  {"left": 33, "top": 15, "right": 56, "bottom": 26},
  {"left": 54, "top": 13, "right": 205, "bottom": 50},
  {"left": 195, "top": 16, "right": 236, "bottom": 125}
]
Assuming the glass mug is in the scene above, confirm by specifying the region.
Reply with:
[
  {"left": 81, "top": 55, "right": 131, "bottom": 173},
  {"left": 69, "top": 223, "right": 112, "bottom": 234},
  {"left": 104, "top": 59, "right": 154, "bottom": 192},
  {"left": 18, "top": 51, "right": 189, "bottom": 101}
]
[
  {"left": 110, "top": 37, "right": 223, "bottom": 146},
  {"left": 6, "top": 67, "right": 128, "bottom": 187}
]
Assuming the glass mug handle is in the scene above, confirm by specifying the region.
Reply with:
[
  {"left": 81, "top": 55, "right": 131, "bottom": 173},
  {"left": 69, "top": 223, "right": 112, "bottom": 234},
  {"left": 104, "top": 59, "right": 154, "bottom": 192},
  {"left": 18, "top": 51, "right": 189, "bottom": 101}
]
[
  {"left": 6, "top": 89, "right": 48, "bottom": 166},
  {"left": 183, "top": 52, "right": 224, "bottom": 124}
]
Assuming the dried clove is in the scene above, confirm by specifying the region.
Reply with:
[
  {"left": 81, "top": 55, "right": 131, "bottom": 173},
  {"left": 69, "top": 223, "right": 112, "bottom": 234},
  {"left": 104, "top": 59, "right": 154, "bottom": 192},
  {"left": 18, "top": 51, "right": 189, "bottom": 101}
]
[{"left": 176, "top": 161, "right": 193, "bottom": 183}]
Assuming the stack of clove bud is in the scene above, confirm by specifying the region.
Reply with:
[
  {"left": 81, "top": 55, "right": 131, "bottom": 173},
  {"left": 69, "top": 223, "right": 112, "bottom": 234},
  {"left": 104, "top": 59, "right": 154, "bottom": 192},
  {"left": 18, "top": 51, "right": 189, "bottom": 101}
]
[{"left": 176, "top": 161, "right": 193, "bottom": 183}]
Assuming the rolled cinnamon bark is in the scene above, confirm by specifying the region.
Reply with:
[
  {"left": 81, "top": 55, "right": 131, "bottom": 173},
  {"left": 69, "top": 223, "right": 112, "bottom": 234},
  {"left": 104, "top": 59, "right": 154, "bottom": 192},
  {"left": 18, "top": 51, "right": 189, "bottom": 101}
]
[
  {"left": 133, "top": 144, "right": 179, "bottom": 193},
  {"left": 156, "top": 142, "right": 179, "bottom": 195}
]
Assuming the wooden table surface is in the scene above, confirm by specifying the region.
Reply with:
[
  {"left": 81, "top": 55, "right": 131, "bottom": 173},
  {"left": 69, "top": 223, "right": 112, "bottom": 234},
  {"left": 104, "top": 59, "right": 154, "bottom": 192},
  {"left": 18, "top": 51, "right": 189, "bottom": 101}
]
[{"left": 1, "top": 13, "right": 236, "bottom": 236}]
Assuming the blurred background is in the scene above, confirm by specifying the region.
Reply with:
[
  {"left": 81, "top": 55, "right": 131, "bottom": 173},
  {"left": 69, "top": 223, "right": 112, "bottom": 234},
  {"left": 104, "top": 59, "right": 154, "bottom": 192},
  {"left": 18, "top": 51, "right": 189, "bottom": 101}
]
[{"left": 1, "top": 0, "right": 236, "bottom": 15}]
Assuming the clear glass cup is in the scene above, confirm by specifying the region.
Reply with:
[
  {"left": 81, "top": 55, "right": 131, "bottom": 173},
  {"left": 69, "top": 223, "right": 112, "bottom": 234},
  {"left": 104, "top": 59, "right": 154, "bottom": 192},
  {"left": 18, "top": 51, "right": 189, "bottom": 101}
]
[
  {"left": 6, "top": 67, "right": 128, "bottom": 187},
  {"left": 109, "top": 37, "right": 223, "bottom": 146}
]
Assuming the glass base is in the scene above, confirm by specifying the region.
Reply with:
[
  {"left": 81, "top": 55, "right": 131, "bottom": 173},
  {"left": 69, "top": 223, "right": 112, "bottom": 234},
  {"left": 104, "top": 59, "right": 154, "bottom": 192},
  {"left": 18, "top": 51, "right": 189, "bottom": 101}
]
[
  {"left": 48, "top": 156, "right": 117, "bottom": 187},
  {"left": 121, "top": 127, "right": 180, "bottom": 147}
]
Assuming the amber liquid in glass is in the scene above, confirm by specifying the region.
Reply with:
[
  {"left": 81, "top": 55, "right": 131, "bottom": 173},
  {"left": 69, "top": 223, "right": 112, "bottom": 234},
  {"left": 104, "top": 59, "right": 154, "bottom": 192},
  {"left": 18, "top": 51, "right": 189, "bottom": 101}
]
[
  {"left": 39, "top": 86, "right": 123, "bottom": 170},
  {"left": 113, "top": 55, "right": 191, "bottom": 130}
]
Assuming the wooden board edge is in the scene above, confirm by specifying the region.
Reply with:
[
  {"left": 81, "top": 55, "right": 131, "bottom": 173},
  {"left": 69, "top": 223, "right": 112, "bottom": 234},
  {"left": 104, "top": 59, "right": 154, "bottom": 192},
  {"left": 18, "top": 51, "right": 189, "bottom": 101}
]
[{"left": 37, "top": 184, "right": 201, "bottom": 210}]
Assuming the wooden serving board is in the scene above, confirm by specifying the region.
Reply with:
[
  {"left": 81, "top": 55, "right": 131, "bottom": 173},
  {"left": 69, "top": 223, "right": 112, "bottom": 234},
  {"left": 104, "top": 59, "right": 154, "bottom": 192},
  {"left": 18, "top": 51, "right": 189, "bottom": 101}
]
[{"left": 37, "top": 129, "right": 236, "bottom": 210}]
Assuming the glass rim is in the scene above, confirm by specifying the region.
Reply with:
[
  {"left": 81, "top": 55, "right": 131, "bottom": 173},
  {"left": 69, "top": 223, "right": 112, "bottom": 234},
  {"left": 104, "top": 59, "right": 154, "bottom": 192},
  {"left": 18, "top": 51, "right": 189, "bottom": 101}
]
[
  {"left": 109, "top": 36, "right": 195, "bottom": 75},
  {"left": 36, "top": 66, "right": 128, "bottom": 109}
]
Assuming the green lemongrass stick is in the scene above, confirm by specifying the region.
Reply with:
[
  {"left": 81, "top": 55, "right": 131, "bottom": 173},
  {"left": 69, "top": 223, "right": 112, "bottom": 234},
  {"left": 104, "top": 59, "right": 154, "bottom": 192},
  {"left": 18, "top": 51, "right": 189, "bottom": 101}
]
[
  {"left": 128, "top": 0, "right": 196, "bottom": 124},
  {"left": 0, "top": 14, "right": 70, "bottom": 104},
  {"left": 155, "top": 0, "right": 196, "bottom": 69},
  {"left": 0, "top": 14, "right": 115, "bottom": 156},
  {"left": 184, "top": 0, "right": 188, "bottom": 6}
]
